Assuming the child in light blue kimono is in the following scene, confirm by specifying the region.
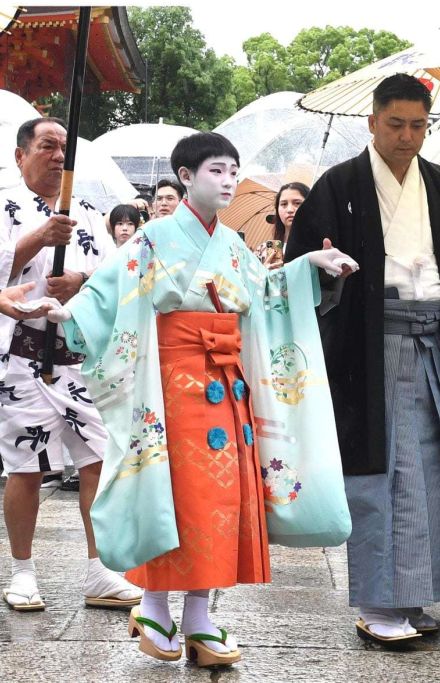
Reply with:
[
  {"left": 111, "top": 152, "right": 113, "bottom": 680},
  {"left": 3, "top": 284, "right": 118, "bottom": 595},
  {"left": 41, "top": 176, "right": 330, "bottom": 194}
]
[{"left": 46, "top": 132, "right": 357, "bottom": 667}]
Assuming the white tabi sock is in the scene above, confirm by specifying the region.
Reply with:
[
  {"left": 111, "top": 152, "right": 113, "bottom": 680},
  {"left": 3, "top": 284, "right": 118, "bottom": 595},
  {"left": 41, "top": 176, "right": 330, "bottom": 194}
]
[
  {"left": 360, "top": 607, "right": 417, "bottom": 637},
  {"left": 6, "top": 557, "right": 42, "bottom": 606},
  {"left": 139, "top": 590, "right": 180, "bottom": 652},
  {"left": 181, "top": 590, "right": 237, "bottom": 654},
  {"left": 83, "top": 557, "right": 142, "bottom": 601}
]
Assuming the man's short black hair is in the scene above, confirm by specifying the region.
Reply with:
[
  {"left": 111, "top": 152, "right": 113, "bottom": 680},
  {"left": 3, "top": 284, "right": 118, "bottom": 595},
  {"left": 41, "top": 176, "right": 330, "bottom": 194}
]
[
  {"left": 17, "top": 117, "right": 67, "bottom": 149},
  {"left": 152, "top": 178, "right": 184, "bottom": 200},
  {"left": 373, "top": 73, "right": 432, "bottom": 114},
  {"left": 171, "top": 132, "right": 240, "bottom": 177},
  {"left": 109, "top": 204, "right": 141, "bottom": 235}
]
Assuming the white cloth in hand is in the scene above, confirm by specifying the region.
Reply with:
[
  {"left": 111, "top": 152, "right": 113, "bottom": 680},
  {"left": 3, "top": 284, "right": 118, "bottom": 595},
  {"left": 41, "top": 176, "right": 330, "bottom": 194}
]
[
  {"left": 12, "top": 296, "right": 60, "bottom": 313},
  {"left": 307, "top": 248, "right": 359, "bottom": 277}
]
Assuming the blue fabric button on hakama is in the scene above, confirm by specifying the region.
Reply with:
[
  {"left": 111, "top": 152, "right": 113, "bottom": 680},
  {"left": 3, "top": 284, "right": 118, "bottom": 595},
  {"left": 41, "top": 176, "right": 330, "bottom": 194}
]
[
  {"left": 207, "top": 427, "right": 228, "bottom": 450},
  {"left": 206, "top": 380, "right": 225, "bottom": 404},
  {"left": 232, "top": 379, "right": 245, "bottom": 400},
  {"left": 243, "top": 423, "right": 254, "bottom": 445}
]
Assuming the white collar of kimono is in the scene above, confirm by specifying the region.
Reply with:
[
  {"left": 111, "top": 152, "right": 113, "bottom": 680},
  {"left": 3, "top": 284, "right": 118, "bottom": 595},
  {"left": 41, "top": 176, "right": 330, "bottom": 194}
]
[{"left": 368, "top": 141, "right": 432, "bottom": 259}]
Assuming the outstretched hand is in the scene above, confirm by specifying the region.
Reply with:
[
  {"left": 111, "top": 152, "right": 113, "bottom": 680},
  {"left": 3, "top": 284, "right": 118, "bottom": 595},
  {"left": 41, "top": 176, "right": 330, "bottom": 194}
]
[
  {"left": 307, "top": 238, "right": 359, "bottom": 277},
  {"left": 1, "top": 283, "right": 55, "bottom": 320},
  {"left": 11, "top": 292, "right": 72, "bottom": 323}
]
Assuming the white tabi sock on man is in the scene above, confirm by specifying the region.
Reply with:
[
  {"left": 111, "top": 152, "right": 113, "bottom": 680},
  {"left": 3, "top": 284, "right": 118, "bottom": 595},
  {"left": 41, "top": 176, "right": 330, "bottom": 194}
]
[
  {"left": 359, "top": 607, "right": 417, "bottom": 637},
  {"left": 181, "top": 591, "right": 237, "bottom": 653},
  {"left": 6, "top": 557, "right": 42, "bottom": 606},
  {"left": 83, "top": 557, "right": 142, "bottom": 602}
]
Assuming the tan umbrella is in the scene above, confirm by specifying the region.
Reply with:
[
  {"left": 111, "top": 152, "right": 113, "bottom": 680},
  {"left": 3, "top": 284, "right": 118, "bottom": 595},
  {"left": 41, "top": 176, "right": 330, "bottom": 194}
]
[
  {"left": 0, "top": 5, "right": 24, "bottom": 35},
  {"left": 218, "top": 178, "right": 276, "bottom": 250},
  {"left": 299, "top": 43, "right": 440, "bottom": 117}
]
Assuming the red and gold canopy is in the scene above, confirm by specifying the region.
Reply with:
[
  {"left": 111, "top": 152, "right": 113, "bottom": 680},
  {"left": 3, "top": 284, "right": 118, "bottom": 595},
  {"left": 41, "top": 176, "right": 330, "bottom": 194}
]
[{"left": 0, "top": 6, "right": 144, "bottom": 100}]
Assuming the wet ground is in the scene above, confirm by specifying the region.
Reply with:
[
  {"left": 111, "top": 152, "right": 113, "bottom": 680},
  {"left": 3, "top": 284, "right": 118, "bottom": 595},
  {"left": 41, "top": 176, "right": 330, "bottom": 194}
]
[{"left": 1, "top": 480, "right": 440, "bottom": 682}]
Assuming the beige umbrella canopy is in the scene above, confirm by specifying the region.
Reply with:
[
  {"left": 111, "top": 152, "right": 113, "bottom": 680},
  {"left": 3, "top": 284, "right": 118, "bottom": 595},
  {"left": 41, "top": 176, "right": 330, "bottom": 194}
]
[
  {"left": 299, "top": 43, "right": 440, "bottom": 117},
  {"left": 0, "top": 5, "right": 24, "bottom": 35},
  {"left": 218, "top": 178, "right": 276, "bottom": 250}
]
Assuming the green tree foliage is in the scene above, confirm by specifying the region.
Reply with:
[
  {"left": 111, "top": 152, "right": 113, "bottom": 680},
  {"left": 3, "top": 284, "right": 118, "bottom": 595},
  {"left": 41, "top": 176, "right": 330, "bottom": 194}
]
[
  {"left": 126, "top": 6, "right": 236, "bottom": 130},
  {"left": 231, "top": 66, "right": 258, "bottom": 111},
  {"left": 41, "top": 13, "right": 412, "bottom": 138},
  {"left": 287, "top": 26, "right": 411, "bottom": 92},
  {"left": 242, "top": 33, "right": 290, "bottom": 97}
]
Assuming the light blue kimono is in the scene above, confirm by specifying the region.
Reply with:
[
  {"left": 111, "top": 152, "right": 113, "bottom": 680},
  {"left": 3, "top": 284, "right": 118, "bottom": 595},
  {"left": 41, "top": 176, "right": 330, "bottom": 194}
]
[{"left": 63, "top": 202, "right": 351, "bottom": 571}]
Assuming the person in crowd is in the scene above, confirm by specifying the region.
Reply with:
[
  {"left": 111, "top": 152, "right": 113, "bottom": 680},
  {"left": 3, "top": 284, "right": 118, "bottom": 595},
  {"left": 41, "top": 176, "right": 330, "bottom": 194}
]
[
  {"left": 109, "top": 204, "right": 141, "bottom": 248},
  {"left": 45, "top": 131, "right": 357, "bottom": 666},
  {"left": 255, "top": 182, "right": 310, "bottom": 269},
  {"left": 152, "top": 178, "right": 183, "bottom": 217},
  {"left": 285, "top": 73, "right": 440, "bottom": 645},
  {"left": 128, "top": 194, "right": 153, "bottom": 224},
  {"left": 0, "top": 117, "right": 142, "bottom": 611}
]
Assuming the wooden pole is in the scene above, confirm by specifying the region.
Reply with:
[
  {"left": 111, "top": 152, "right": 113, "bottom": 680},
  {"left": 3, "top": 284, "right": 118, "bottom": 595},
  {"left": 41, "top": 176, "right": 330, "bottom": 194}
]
[{"left": 41, "top": 6, "right": 92, "bottom": 385}]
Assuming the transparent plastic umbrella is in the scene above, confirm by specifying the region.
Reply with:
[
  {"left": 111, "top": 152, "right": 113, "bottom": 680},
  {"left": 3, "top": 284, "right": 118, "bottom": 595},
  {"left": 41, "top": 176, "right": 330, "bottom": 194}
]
[
  {"left": 215, "top": 91, "right": 371, "bottom": 185},
  {"left": 74, "top": 138, "right": 137, "bottom": 213},
  {"left": 215, "top": 91, "right": 304, "bottom": 169},
  {"left": 0, "top": 89, "right": 41, "bottom": 189},
  {"left": 0, "top": 89, "right": 137, "bottom": 212},
  {"left": 92, "top": 122, "right": 197, "bottom": 187},
  {"left": 240, "top": 112, "right": 371, "bottom": 188}
]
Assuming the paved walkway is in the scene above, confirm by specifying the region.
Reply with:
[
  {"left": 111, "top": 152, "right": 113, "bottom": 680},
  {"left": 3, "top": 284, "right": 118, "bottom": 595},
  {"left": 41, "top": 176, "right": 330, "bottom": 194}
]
[{"left": 1, "top": 481, "right": 440, "bottom": 682}]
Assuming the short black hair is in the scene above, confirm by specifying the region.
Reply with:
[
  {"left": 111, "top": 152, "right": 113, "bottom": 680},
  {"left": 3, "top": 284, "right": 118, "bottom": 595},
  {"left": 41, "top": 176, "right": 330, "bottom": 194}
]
[
  {"left": 152, "top": 178, "right": 184, "bottom": 200},
  {"left": 171, "top": 132, "right": 240, "bottom": 177},
  {"left": 17, "top": 117, "right": 67, "bottom": 149},
  {"left": 109, "top": 204, "right": 141, "bottom": 235},
  {"left": 373, "top": 73, "right": 432, "bottom": 114}
]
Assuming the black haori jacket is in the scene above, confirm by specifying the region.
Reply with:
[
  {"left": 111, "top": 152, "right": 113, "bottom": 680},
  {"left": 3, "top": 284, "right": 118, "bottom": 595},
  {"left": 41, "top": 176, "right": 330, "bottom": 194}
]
[{"left": 285, "top": 148, "right": 440, "bottom": 476}]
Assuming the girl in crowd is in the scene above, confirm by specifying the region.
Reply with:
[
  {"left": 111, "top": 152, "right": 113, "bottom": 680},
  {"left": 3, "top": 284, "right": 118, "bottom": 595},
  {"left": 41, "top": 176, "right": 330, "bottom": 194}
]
[
  {"left": 256, "top": 182, "right": 310, "bottom": 269},
  {"left": 109, "top": 204, "right": 141, "bottom": 248}
]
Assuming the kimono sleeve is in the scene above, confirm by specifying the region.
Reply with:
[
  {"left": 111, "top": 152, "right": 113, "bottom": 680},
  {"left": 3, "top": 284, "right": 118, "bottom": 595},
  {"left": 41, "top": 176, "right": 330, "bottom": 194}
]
[
  {"left": 62, "top": 235, "right": 179, "bottom": 571},
  {"left": 241, "top": 255, "right": 351, "bottom": 548}
]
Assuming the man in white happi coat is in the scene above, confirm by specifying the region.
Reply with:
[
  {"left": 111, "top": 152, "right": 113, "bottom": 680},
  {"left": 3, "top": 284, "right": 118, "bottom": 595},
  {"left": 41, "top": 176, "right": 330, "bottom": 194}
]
[
  {"left": 286, "top": 74, "right": 440, "bottom": 645},
  {"left": 0, "top": 117, "right": 142, "bottom": 611}
]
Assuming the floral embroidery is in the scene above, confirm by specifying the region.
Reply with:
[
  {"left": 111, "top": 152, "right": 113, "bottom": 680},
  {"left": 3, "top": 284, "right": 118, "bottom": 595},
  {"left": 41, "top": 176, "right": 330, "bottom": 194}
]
[
  {"left": 261, "top": 457, "right": 302, "bottom": 507},
  {"left": 206, "top": 380, "right": 225, "bottom": 404},
  {"left": 128, "top": 403, "right": 166, "bottom": 466},
  {"left": 144, "top": 410, "right": 157, "bottom": 424},
  {"left": 112, "top": 329, "right": 138, "bottom": 362},
  {"left": 207, "top": 426, "right": 228, "bottom": 450},
  {"left": 91, "top": 357, "right": 105, "bottom": 380},
  {"left": 133, "top": 234, "right": 151, "bottom": 246},
  {"left": 229, "top": 245, "right": 240, "bottom": 273},
  {"left": 127, "top": 258, "right": 139, "bottom": 277},
  {"left": 269, "top": 457, "right": 283, "bottom": 471},
  {"left": 268, "top": 342, "right": 310, "bottom": 405}
]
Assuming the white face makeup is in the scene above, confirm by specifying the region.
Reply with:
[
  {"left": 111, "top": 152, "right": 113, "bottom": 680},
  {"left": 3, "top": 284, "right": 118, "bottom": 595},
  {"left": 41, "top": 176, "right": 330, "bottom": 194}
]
[{"left": 182, "top": 156, "right": 238, "bottom": 222}]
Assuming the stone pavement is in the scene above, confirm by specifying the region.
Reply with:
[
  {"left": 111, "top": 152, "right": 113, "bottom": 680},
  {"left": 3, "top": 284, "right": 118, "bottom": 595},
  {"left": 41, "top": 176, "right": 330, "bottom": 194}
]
[{"left": 2, "top": 482, "right": 440, "bottom": 683}]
